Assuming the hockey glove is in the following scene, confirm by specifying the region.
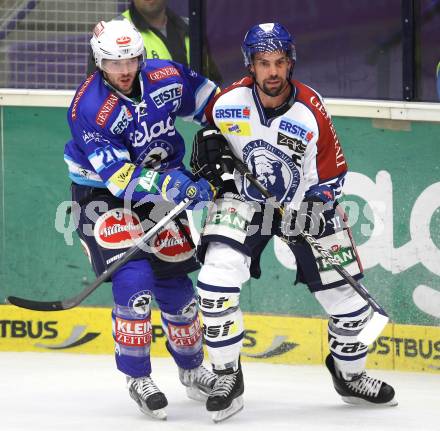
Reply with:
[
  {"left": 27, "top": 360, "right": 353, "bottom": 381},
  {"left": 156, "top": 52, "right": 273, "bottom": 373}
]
[
  {"left": 190, "top": 126, "right": 234, "bottom": 187},
  {"left": 280, "top": 197, "right": 327, "bottom": 243},
  {"left": 158, "top": 170, "right": 215, "bottom": 210}
]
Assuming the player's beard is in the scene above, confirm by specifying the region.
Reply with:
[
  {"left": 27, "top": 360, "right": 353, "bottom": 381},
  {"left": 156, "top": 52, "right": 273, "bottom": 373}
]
[
  {"left": 104, "top": 71, "right": 137, "bottom": 95},
  {"left": 259, "top": 77, "right": 289, "bottom": 97},
  {"left": 117, "top": 74, "right": 136, "bottom": 94}
]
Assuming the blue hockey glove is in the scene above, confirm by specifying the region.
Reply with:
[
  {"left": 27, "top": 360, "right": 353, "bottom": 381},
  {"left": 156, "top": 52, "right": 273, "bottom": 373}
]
[{"left": 159, "top": 170, "right": 215, "bottom": 210}]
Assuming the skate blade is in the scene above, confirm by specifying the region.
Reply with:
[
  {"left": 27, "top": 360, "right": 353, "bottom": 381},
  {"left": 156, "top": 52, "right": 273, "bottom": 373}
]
[
  {"left": 186, "top": 386, "right": 208, "bottom": 402},
  {"left": 341, "top": 396, "right": 398, "bottom": 407},
  {"left": 211, "top": 396, "right": 244, "bottom": 423},
  {"left": 139, "top": 406, "right": 167, "bottom": 420}
]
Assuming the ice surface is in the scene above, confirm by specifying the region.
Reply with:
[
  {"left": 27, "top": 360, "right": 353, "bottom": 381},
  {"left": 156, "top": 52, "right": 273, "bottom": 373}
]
[{"left": 1, "top": 352, "right": 438, "bottom": 431}]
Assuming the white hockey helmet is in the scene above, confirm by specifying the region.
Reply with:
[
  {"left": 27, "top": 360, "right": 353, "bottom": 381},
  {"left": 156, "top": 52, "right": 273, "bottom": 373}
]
[{"left": 90, "top": 19, "right": 146, "bottom": 72}]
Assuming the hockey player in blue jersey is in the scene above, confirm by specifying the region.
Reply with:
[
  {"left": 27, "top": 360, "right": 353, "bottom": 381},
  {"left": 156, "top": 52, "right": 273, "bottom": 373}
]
[
  {"left": 190, "top": 23, "right": 397, "bottom": 422},
  {"left": 64, "top": 19, "right": 219, "bottom": 420}
]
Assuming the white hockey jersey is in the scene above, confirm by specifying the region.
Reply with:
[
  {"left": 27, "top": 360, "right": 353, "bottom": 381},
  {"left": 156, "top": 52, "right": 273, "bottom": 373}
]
[{"left": 206, "top": 76, "right": 347, "bottom": 208}]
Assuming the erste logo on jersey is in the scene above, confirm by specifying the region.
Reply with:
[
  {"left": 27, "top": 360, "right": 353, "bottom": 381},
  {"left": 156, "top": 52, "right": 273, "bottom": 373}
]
[
  {"left": 242, "top": 140, "right": 300, "bottom": 203},
  {"left": 215, "top": 105, "right": 251, "bottom": 120},
  {"left": 149, "top": 83, "right": 183, "bottom": 108},
  {"left": 147, "top": 66, "right": 180, "bottom": 82},
  {"left": 279, "top": 117, "right": 314, "bottom": 142},
  {"left": 110, "top": 105, "right": 133, "bottom": 134}
]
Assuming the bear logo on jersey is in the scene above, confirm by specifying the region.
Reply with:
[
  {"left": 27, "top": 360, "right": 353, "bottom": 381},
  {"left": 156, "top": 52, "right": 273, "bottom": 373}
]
[{"left": 242, "top": 140, "right": 300, "bottom": 203}]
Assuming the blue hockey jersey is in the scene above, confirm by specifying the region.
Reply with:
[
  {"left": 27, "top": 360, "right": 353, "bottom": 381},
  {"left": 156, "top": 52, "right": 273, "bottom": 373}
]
[{"left": 64, "top": 59, "right": 218, "bottom": 201}]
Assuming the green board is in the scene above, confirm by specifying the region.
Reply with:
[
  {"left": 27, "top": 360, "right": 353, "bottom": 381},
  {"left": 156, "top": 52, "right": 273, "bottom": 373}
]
[{"left": 0, "top": 107, "right": 439, "bottom": 326}]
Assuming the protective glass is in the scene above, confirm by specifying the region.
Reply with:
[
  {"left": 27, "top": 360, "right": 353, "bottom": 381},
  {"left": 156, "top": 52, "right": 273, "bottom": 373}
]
[{"left": 101, "top": 57, "right": 141, "bottom": 73}]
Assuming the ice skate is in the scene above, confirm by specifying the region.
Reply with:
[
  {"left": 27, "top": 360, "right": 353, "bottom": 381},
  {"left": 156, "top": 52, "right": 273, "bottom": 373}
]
[
  {"left": 127, "top": 375, "right": 168, "bottom": 420},
  {"left": 326, "top": 354, "right": 397, "bottom": 406},
  {"left": 179, "top": 364, "right": 217, "bottom": 402},
  {"left": 206, "top": 362, "right": 244, "bottom": 423}
]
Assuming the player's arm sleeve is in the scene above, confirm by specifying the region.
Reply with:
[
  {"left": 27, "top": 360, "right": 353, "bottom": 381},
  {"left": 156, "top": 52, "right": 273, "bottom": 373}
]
[
  {"left": 172, "top": 61, "right": 220, "bottom": 126},
  {"left": 70, "top": 117, "right": 165, "bottom": 202},
  {"left": 302, "top": 104, "right": 348, "bottom": 203}
]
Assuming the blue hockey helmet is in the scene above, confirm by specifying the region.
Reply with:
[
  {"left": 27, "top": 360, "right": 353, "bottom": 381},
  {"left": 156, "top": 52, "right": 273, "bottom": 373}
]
[{"left": 242, "top": 23, "right": 296, "bottom": 68}]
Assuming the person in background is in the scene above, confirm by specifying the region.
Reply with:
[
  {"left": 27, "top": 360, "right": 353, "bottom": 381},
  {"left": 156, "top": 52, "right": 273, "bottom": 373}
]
[
  {"left": 67, "top": 18, "right": 219, "bottom": 420},
  {"left": 87, "top": 0, "right": 221, "bottom": 84}
]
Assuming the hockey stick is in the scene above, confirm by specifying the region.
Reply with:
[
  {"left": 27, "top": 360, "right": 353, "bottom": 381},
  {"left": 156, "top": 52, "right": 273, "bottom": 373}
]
[
  {"left": 6, "top": 198, "right": 193, "bottom": 312},
  {"left": 231, "top": 157, "right": 389, "bottom": 345}
]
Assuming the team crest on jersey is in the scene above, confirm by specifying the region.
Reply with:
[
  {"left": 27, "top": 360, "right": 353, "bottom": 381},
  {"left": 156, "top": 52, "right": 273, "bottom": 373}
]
[
  {"left": 242, "top": 140, "right": 300, "bottom": 203},
  {"left": 135, "top": 139, "right": 173, "bottom": 169},
  {"left": 279, "top": 117, "right": 315, "bottom": 142}
]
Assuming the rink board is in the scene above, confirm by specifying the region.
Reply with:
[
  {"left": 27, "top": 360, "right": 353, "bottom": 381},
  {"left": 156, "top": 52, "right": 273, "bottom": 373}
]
[
  {"left": 0, "top": 305, "right": 438, "bottom": 374},
  {"left": 1, "top": 105, "right": 440, "bottom": 328}
]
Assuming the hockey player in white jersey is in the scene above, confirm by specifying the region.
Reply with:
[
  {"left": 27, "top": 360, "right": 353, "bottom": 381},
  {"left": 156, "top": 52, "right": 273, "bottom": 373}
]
[{"left": 190, "top": 23, "right": 397, "bottom": 422}]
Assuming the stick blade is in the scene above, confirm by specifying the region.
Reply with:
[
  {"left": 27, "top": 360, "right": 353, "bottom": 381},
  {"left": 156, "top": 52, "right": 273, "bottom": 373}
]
[
  {"left": 358, "top": 312, "right": 389, "bottom": 345},
  {"left": 6, "top": 296, "right": 65, "bottom": 312}
]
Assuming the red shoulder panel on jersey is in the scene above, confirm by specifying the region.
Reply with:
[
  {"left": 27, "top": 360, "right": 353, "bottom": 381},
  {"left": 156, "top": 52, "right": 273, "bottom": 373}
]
[
  {"left": 293, "top": 80, "right": 347, "bottom": 180},
  {"left": 205, "top": 76, "right": 254, "bottom": 125}
]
